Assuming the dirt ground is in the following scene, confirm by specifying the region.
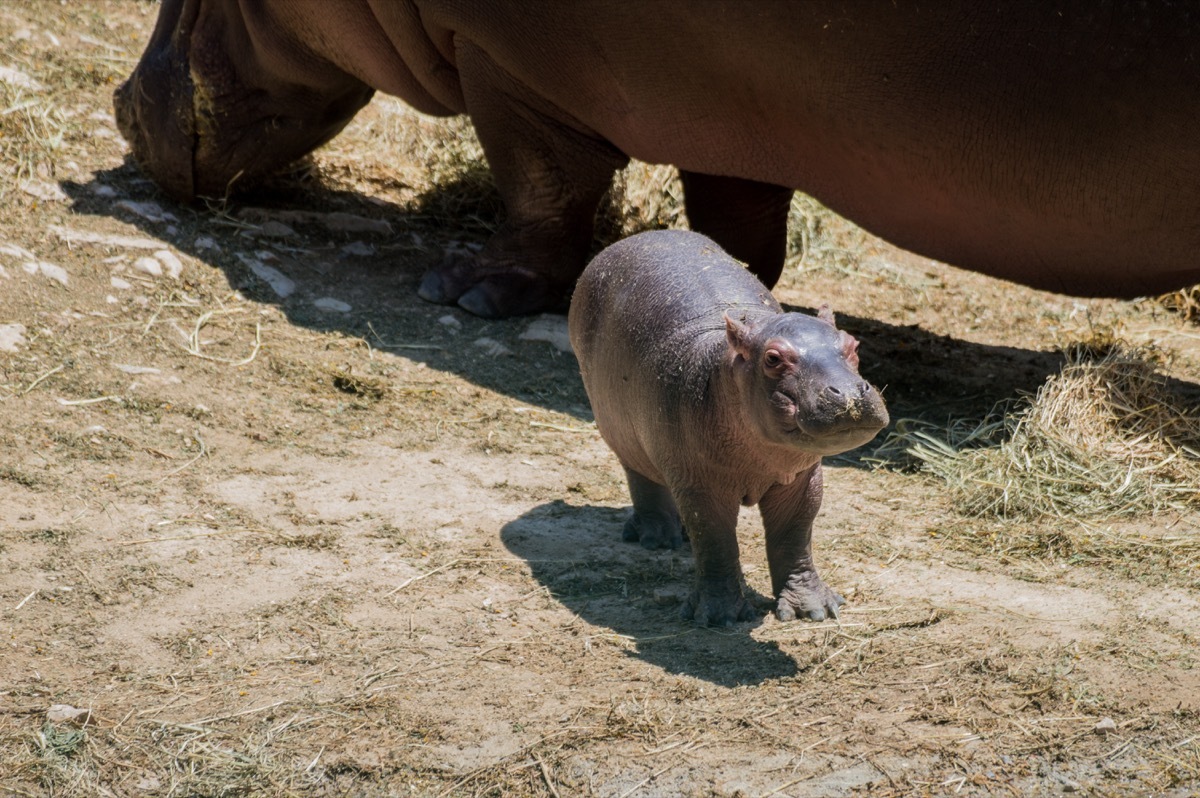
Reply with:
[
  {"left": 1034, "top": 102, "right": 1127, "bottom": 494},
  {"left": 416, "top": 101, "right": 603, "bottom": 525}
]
[{"left": 2, "top": 2, "right": 1199, "bottom": 796}]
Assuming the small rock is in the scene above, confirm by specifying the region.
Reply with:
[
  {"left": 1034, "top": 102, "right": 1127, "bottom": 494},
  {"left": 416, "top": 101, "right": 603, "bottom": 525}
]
[
  {"left": 132, "top": 256, "right": 163, "bottom": 277},
  {"left": 90, "top": 183, "right": 118, "bottom": 198},
  {"left": 50, "top": 226, "right": 162, "bottom": 250},
  {"left": 0, "top": 265, "right": 8, "bottom": 279},
  {"left": 322, "top": 212, "right": 392, "bottom": 235},
  {"left": 519, "top": 314, "right": 573, "bottom": 353},
  {"left": 237, "top": 254, "right": 295, "bottom": 298},
  {"left": 116, "top": 199, "right": 178, "bottom": 224},
  {"left": 195, "top": 236, "right": 219, "bottom": 251},
  {"left": 1094, "top": 717, "right": 1117, "bottom": 736},
  {"left": 0, "top": 64, "right": 44, "bottom": 91},
  {"left": 473, "top": 337, "right": 512, "bottom": 357},
  {"left": 313, "top": 297, "right": 352, "bottom": 313},
  {"left": 653, "top": 588, "right": 683, "bottom": 606},
  {"left": 153, "top": 250, "right": 183, "bottom": 279},
  {"left": 0, "top": 242, "right": 36, "bottom": 261},
  {"left": 256, "top": 220, "right": 295, "bottom": 238},
  {"left": 21, "top": 180, "right": 67, "bottom": 202},
  {"left": 23, "top": 260, "right": 68, "bottom": 286},
  {"left": 340, "top": 241, "right": 375, "bottom": 257},
  {"left": 111, "top": 276, "right": 132, "bottom": 290},
  {"left": 106, "top": 295, "right": 118, "bottom": 304},
  {"left": 115, "top": 364, "right": 161, "bottom": 375},
  {"left": 46, "top": 704, "right": 91, "bottom": 726},
  {"left": 438, "top": 314, "right": 463, "bottom": 332},
  {"left": 0, "top": 323, "right": 27, "bottom": 352},
  {"left": 1061, "top": 779, "right": 1081, "bottom": 793}
]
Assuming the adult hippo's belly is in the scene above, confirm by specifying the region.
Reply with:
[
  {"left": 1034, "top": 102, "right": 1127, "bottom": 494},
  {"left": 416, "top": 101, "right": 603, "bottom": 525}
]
[{"left": 115, "top": 1, "right": 1200, "bottom": 318}]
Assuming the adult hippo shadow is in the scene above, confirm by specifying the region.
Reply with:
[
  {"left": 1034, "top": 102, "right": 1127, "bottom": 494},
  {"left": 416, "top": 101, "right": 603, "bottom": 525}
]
[
  {"left": 501, "top": 500, "right": 802, "bottom": 686},
  {"left": 58, "top": 163, "right": 1123, "bottom": 439}
]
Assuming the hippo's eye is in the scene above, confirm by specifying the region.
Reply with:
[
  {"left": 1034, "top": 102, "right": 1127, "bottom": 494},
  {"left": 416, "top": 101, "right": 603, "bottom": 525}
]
[{"left": 763, "top": 351, "right": 783, "bottom": 369}]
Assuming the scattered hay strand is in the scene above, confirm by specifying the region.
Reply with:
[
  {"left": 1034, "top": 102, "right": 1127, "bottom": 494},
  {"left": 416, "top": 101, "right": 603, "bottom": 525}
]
[
  {"left": 879, "top": 339, "right": 1200, "bottom": 521},
  {"left": 1157, "top": 285, "right": 1200, "bottom": 323}
]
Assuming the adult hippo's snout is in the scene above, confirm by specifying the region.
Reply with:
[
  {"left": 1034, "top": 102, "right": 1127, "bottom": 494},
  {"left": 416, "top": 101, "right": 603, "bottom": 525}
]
[
  {"left": 113, "top": 0, "right": 199, "bottom": 201},
  {"left": 114, "top": 0, "right": 376, "bottom": 202}
]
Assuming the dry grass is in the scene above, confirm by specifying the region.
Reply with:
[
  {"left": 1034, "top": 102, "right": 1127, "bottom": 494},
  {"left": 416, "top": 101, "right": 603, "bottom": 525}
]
[
  {"left": 879, "top": 336, "right": 1200, "bottom": 521},
  {"left": 1159, "top": 285, "right": 1200, "bottom": 323}
]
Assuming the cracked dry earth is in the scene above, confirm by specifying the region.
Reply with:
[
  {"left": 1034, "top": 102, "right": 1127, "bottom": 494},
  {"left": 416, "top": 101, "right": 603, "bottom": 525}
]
[{"left": 2, "top": 1, "right": 1200, "bottom": 796}]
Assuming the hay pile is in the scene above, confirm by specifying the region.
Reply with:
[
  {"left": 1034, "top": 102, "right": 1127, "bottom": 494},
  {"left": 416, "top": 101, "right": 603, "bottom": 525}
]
[{"left": 882, "top": 339, "right": 1200, "bottom": 520}]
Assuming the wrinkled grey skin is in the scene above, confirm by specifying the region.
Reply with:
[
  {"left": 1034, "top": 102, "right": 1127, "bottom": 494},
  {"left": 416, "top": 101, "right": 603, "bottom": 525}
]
[
  {"left": 568, "top": 231, "right": 889, "bottom": 626},
  {"left": 115, "top": 2, "right": 1200, "bottom": 319}
]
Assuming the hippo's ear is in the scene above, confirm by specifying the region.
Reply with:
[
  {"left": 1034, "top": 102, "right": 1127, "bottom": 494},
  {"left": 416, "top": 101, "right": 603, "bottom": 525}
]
[
  {"left": 724, "top": 313, "right": 757, "bottom": 360},
  {"left": 817, "top": 304, "right": 837, "bottom": 327}
]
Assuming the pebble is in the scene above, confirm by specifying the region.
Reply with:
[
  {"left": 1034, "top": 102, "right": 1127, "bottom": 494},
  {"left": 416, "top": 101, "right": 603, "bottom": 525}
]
[
  {"left": 438, "top": 314, "right": 463, "bottom": 332},
  {"left": 256, "top": 220, "right": 295, "bottom": 238},
  {"left": 50, "top": 225, "right": 162, "bottom": 250},
  {"left": 0, "top": 242, "right": 36, "bottom": 260},
  {"left": 1093, "top": 717, "right": 1117, "bottom": 736},
  {"left": 115, "top": 364, "right": 161, "bottom": 375},
  {"left": 22, "top": 260, "right": 68, "bottom": 286},
  {"left": 519, "top": 314, "right": 573, "bottom": 353},
  {"left": 237, "top": 254, "right": 295, "bottom": 298},
  {"left": 473, "top": 337, "right": 512, "bottom": 357},
  {"left": 340, "top": 241, "right": 375, "bottom": 257},
  {"left": 132, "top": 256, "right": 163, "bottom": 277},
  {"left": 90, "top": 183, "right": 118, "bottom": 198},
  {"left": 21, "top": 180, "right": 67, "bottom": 202},
  {"left": 153, "top": 250, "right": 183, "bottom": 279},
  {"left": 313, "top": 297, "right": 351, "bottom": 313},
  {"left": 46, "top": 704, "right": 91, "bottom": 726},
  {"left": 195, "top": 236, "right": 219, "bottom": 251},
  {"left": 110, "top": 276, "right": 132, "bottom": 290},
  {"left": 116, "top": 199, "right": 178, "bottom": 224},
  {"left": 0, "top": 64, "right": 44, "bottom": 91},
  {"left": 0, "top": 323, "right": 27, "bottom": 352}
]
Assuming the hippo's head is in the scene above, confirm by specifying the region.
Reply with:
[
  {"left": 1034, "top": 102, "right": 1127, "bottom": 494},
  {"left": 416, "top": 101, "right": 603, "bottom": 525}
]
[
  {"left": 113, "top": 0, "right": 374, "bottom": 201},
  {"left": 726, "top": 305, "right": 888, "bottom": 456}
]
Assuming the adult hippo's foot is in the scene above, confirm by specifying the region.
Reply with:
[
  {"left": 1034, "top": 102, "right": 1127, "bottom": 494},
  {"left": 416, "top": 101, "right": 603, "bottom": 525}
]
[
  {"left": 420, "top": 40, "right": 629, "bottom": 318},
  {"left": 418, "top": 249, "right": 568, "bottom": 318},
  {"left": 774, "top": 570, "right": 844, "bottom": 622}
]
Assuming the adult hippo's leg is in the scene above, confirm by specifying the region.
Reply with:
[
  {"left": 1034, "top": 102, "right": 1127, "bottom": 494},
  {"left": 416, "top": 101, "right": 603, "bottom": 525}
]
[
  {"left": 679, "top": 172, "right": 794, "bottom": 288},
  {"left": 621, "top": 468, "right": 684, "bottom": 551},
  {"left": 418, "top": 40, "right": 629, "bottom": 318},
  {"left": 673, "top": 485, "right": 756, "bottom": 627},
  {"left": 758, "top": 464, "right": 845, "bottom": 622}
]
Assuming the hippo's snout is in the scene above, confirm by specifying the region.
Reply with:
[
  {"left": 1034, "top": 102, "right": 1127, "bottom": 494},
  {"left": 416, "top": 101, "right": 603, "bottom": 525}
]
[
  {"left": 795, "top": 377, "right": 889, "bottom": 454},
  {"left": 114, "top": 65, "right": 198, "bottom": 202}
]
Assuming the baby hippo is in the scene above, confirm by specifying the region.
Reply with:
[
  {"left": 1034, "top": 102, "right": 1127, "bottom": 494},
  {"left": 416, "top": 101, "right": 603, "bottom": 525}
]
[{"left": 569, "top": 230, "right": 889, "bottom": 626}]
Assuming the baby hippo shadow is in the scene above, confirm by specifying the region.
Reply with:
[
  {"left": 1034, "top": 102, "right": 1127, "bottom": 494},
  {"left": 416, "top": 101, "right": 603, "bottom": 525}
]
[{"left": 501, "top": 500, "right": 802, "bottom": 687}]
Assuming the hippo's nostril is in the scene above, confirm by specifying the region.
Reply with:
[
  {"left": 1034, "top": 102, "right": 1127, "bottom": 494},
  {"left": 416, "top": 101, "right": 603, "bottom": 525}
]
[
  {"left": 858, "top": 381, "right": 872, "bottom": 396},
  {"left": 824, "top": 385, "right": 842, "bottom": 398}
]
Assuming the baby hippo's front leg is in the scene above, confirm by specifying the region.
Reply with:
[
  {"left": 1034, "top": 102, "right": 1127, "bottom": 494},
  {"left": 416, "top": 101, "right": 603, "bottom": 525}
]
[
  {"left": 760, "top": 464, "right": 845, "bottom": 622},
  {"left": 673, "top": 486, "right": 757, "bottom": 627}
]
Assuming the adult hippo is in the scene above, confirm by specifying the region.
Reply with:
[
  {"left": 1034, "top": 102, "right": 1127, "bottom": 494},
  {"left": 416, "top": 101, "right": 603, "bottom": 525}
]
[{"left": 115, "top": 2, "right": 1200, "bottom": 318}]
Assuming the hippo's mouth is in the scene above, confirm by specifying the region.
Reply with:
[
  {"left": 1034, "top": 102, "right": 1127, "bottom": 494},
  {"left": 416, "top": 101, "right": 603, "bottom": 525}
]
[{"left": 788, "top": 421, "right": 886, "bottom": 455}]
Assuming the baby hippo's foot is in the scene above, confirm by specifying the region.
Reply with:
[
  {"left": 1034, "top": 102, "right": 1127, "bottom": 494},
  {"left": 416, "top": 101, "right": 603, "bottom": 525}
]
[
  {"left": 418, "top": 250, "right": 566, "bottom": 318},
  {"left": 775, "top": 570, "right": 844, "bottom": 622},
  {"left": 682, "top": 578, "right": 757, "bottom": 627},
  {"left": 622, "top": 510, "right": 683, "bottom": 550}
]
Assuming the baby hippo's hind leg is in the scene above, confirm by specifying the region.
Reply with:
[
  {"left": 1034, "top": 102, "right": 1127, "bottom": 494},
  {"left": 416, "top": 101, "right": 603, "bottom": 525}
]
[{"left": 622, "top": 468, "right": 684, "bottom": 550}]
